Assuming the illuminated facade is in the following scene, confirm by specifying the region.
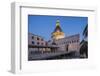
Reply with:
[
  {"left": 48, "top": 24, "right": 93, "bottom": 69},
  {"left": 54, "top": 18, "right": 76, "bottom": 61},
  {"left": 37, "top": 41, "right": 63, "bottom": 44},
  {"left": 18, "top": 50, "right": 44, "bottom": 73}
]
[{"left": 51, "top": 20, "right": 65, "bottom": 40}]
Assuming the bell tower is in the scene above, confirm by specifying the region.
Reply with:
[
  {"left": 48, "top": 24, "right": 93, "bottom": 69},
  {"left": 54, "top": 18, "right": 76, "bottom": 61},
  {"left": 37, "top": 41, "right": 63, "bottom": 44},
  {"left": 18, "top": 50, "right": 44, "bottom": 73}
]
[{"left": 51, "top": 20, "right": 65, "bottom": 40}]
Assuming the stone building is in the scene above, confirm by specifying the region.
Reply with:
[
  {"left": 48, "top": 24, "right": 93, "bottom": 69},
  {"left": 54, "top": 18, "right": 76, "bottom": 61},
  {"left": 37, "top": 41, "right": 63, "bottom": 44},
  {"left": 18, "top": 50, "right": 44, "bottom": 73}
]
[
  {"left": 54, "top": 34, "right": 80, "bottom": 52},
  {"left": 28, "top": 33, "right": 46, "bottom": 46},
  {"left": 28, "top": 33, "right": 47, "bottom": 58},
  {"left": 28, "top": 33, "right": 58, "bottom": 59},
  {"left": 49, "top": 20, "right": 80, "bottom": 53}
]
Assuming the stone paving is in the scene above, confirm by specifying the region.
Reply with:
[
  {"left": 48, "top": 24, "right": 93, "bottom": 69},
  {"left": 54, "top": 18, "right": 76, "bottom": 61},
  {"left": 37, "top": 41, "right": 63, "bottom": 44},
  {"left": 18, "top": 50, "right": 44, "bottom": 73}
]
[{"left": 28, "top": 51, "right": 80, "bottom": 60}]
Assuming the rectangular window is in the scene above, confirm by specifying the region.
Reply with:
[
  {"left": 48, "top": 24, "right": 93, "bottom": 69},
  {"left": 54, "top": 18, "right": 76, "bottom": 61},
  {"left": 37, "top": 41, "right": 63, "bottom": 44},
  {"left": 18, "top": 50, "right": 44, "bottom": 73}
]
[
  {"left": 37, "top": 37, "right": 39, "bottom": 40},
  {"left": 32, "top": 36, "right": 34, "bottom": 39},
  {"left": 32, "top": 41, "right": 34, "bottom": 45}
]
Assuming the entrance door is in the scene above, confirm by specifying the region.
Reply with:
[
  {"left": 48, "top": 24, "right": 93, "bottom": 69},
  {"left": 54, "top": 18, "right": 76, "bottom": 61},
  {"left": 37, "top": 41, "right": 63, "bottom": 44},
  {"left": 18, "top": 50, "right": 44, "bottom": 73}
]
[{"left": 66, "top": 44, "right": 69, "bottom": 52}]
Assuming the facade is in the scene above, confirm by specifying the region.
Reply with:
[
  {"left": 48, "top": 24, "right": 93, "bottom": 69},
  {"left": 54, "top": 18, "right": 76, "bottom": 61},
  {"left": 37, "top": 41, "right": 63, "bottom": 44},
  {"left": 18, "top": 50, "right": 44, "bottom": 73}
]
[
  {"left": 51, "top": 20, "right": 65, "bottom": 40},
  {"left": 28, "top": 33, "right": 46, "bottom": 46},
  {"left": 54, "top": 34, "right": 80, "bottom": 52},
  {"left": 28, "top": 33, "right": 59, "bottom": 60},
  {"left": 28, "top": 33, "right": 46, "bottom": 59}
]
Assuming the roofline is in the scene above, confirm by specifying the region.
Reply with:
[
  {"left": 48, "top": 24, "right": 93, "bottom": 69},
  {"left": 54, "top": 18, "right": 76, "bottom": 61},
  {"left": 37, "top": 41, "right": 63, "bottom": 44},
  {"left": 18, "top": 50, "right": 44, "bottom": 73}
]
[{"left": 28, "top": 32, "right": 44, "bottom": 39}]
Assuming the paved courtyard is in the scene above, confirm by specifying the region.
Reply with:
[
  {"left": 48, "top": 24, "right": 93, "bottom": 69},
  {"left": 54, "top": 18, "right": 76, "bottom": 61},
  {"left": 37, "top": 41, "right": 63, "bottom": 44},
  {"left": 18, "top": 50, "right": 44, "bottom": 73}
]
[{"left": 28, "top": 51, "right": 80, "bottom": 60}]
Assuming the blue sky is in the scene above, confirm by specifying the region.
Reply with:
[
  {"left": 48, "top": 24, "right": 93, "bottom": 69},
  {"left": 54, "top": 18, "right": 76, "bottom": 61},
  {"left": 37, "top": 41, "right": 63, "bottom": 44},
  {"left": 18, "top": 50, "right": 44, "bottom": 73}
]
[{"left": 28, "top": 15, "right": 88, "bottom": 41}]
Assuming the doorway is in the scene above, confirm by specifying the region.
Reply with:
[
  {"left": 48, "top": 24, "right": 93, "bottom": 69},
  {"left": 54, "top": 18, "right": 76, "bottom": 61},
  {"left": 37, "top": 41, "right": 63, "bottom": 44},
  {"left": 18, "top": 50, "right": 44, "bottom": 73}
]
[{"left": 66, "top": 44, "right": 69, "bottom": 52}]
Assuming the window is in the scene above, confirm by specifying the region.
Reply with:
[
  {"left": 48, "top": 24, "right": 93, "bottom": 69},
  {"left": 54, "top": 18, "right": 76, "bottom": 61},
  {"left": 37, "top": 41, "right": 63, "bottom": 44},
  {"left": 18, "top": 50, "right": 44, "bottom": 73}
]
[
  {"left": 32, "top": 41, "right": 34, "bottom": 45},
  {"left": 32, "top": 36, "right": 34, "bottom": 39},
  {"left": 37, "top": 37, "right": 39, "bottom": 40}
]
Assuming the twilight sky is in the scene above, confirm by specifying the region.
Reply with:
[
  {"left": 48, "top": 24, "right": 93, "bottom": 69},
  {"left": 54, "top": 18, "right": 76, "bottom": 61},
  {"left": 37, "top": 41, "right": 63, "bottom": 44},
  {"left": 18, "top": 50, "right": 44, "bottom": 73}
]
[{"left": 28, "top": 15, "right": 88, "bottom": 41}]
